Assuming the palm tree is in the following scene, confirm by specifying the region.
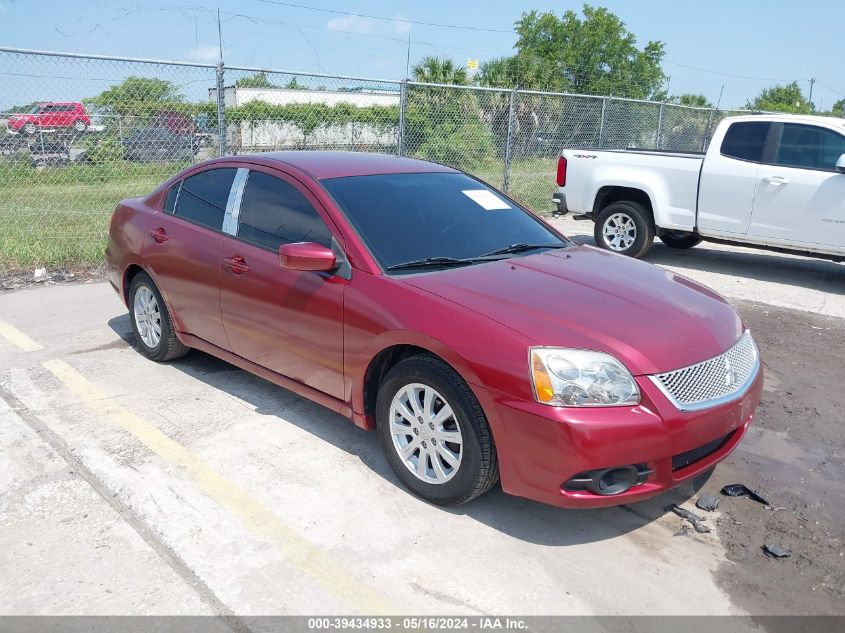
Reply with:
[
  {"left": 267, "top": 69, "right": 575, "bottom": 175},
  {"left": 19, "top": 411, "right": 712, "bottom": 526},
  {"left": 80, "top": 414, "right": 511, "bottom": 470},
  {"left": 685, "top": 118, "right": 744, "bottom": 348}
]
[{"left": 411, "top": 57, "right": 468, "bottom": 85}]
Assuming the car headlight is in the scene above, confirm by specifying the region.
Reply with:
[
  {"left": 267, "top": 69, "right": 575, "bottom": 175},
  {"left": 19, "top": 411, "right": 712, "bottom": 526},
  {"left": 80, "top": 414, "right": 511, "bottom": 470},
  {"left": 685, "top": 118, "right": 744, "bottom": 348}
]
[{"left": 530, "top": 348, "right": 640, "bottom": 407}]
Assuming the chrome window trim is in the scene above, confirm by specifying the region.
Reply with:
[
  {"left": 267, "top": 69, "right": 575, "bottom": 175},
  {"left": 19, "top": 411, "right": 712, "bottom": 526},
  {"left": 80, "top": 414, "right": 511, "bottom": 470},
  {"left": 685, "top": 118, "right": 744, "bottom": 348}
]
[
  {"left": 223, "top": 167, "right": 250, "bottom": 236},
  {"left": 648, "top": 332, "right": 760, "bottom": 412}
]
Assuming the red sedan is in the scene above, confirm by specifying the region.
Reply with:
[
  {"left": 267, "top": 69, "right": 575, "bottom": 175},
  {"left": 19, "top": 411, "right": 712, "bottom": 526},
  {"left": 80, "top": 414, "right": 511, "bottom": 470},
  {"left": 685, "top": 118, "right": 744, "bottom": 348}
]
[{"left": 106, "top": 152, "right": 763, "bottom": 508}]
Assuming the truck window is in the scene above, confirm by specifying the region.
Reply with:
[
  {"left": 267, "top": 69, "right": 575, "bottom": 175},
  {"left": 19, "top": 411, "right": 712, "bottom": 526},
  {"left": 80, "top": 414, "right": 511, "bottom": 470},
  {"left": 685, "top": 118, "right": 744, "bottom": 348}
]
[
  {"left": 774, "top": 124, "right": 845, "bottom": 171},
  {"left": 720, "top": 122, "right": 770, "bottom": 162}
]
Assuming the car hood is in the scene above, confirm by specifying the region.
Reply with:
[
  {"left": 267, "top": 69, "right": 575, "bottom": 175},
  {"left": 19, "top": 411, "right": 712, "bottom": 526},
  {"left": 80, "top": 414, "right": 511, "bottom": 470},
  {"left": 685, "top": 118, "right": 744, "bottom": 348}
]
[{"left": 400, "top": 245, "right": 743, "bottom": 376}]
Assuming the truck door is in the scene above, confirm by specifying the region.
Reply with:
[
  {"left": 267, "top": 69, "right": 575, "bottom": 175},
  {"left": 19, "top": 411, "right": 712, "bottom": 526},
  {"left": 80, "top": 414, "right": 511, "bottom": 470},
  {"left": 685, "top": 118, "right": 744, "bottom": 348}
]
[
  {"left": 697, "top": 121, "right": 772, "bottom": 237},
  {"left": 748, "top": 122, "right": 845, "bottom": 250}
]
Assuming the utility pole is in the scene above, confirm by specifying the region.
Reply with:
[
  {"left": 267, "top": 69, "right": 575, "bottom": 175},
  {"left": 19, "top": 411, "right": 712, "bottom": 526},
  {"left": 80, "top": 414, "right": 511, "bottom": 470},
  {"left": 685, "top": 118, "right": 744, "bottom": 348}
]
[
  {"left": 405, "top": 34, "right": 411, "bottom": 79},
  {"left": 215, "top": 7, "right": 226, "bottom": 156},
  {"left": 217, "top": 7, "right": 224, "bottom": 62},
  {"left": 808, "top": 78, "right": 816, "bottom": 109}
]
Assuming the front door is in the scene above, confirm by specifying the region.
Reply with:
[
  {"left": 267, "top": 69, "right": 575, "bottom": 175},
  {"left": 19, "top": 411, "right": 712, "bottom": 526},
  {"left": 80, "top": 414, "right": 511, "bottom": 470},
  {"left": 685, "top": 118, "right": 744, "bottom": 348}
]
[
  {"left": 219, "top": 167, "right": 346, "bottom": 401},
  {"left": 142, "top": 166, "right": 238, "bottom": 351},
  {"left": 749, "top": 122, "right": 845, "bottom": 251}
]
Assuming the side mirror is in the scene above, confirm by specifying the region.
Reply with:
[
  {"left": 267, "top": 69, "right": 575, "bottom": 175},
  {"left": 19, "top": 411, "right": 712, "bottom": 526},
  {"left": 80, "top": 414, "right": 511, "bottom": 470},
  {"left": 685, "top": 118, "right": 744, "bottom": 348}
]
[
  {"left": 279, "top": 242, "right": 337, "bottom": 272},
  {"left": 836, "top": 154, "right": 845, "bottom": 174}
]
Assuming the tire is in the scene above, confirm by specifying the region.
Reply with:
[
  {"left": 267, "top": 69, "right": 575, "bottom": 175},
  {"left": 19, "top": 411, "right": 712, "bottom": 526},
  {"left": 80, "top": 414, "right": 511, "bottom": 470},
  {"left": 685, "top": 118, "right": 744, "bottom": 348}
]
[
  {"left": 128, "top": 272, "right": 188, "bottom": 362},
  {"left": 594, "top": 201, "right": 655, "bottom": 258},
  {"left": 73, "top": 120, "right": 86, "bottom": 132},
  {"left": 24, "top": 123, "right": 36, "bottom": 135},
  {"left": 660, "top": 232, "right": 702, "bottom": 249},
  {"left": 376, "top": 354, "right": 499, "bottom": 506}
]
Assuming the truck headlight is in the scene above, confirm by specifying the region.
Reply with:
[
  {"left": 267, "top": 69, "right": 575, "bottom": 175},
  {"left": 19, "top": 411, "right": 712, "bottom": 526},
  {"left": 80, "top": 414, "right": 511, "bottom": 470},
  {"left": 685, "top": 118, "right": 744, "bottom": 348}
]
[{"left": 530, "top": 348, "right": 640, "bottom": 407}]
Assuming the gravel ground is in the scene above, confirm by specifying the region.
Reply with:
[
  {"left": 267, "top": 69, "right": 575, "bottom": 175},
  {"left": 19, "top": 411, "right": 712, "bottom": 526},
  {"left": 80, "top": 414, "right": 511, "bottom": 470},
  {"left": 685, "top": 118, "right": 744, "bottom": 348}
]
[{"left": 710, "top": 300, "right": 844, "bottom": 614}]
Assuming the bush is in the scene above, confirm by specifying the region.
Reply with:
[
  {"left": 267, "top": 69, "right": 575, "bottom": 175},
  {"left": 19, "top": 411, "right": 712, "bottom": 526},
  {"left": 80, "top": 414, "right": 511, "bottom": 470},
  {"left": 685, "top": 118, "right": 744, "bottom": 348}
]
[{"left": 84, "top": 138, "right": 123, "bottom": 164}]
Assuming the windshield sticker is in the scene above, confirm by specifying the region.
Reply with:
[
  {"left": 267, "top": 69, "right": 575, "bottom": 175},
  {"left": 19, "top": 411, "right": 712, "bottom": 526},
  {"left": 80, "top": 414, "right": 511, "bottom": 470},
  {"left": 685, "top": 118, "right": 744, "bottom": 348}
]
[{"left": 461, "top": 189, "right": 512, "bottom": 210}]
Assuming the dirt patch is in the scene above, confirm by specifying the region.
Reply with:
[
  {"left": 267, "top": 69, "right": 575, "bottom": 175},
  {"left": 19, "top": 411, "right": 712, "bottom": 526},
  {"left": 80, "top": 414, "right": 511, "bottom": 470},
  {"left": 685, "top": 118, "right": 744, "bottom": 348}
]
[
  {"left": 0, "top": 264, "right": 107, "bottom": 292},
  {"left": 709, "top": 300, "right": 844, "bottom": 614}
]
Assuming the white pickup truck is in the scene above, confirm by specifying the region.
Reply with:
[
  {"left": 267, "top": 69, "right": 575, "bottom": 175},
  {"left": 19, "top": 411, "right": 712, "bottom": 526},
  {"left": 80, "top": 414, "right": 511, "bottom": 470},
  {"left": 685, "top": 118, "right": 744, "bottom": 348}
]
[{"left": 554, "top": 114, "right": 845, "bottom": 261}]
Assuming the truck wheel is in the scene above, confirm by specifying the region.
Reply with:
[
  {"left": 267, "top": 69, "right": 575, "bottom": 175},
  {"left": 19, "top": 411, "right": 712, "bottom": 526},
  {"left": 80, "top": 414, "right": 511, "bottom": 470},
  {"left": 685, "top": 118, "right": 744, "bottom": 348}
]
[
  {"left": 659, "top": 232, "right": 702, "bottom": 249},
  {"left": 594, "top": 201, "right": 654, "bottom": 258}
]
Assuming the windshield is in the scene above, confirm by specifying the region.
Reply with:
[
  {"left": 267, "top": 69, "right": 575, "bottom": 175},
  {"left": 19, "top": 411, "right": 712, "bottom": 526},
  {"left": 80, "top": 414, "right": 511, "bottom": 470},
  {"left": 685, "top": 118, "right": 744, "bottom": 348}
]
[{"left": 322, "top": 172, "right": 568, "bottom": 273}]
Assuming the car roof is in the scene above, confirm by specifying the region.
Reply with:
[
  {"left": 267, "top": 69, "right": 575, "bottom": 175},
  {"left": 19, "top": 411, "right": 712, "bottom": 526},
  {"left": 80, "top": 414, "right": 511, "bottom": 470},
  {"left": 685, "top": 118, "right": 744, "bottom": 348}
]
[{"left": 239, "top": 151, "right": 459, "bottom": 180}]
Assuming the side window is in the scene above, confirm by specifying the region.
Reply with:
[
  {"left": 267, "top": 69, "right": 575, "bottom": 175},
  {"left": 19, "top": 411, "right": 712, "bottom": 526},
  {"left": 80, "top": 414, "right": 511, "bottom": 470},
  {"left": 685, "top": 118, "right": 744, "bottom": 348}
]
[
  {"left": 721, "top": 122, "right": 770, "bottom": 162},
  {"left": 775, "top": 124, "right": 845, "bottom": 171},
  {"left": 237, "top": 171, "right": 333, "bottom": 250},
  {"left": 173, "top": 168, "right": 236, "bottom": 230},
  {"left": 163, "top": 183, "right": 180, "bottom": 213}
]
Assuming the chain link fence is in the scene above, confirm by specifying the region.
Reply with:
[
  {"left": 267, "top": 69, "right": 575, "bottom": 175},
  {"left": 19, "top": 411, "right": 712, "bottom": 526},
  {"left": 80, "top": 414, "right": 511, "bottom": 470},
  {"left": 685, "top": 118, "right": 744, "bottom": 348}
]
[{"left": 1, "top": 46, "right": 755, "bottom": 271}]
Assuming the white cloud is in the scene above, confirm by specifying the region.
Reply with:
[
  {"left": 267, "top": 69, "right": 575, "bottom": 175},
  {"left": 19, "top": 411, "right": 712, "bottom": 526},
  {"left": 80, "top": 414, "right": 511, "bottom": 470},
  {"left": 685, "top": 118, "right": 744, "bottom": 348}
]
[
  {"left": 393, "top": 14, "right": 412, "bottom": 34},
  {"left": 326, "top": 15, "right": 376, "bottom": 34},
  {"left": 186, "top": 45, "right": 221, "bottom": 63}
]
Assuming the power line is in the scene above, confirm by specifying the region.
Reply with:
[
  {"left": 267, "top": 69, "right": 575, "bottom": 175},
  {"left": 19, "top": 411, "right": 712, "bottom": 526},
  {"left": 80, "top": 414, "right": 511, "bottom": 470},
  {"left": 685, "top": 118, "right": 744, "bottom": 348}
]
[
  {"left": 663, "top": 60, "right": 795, "bottom": 82},
  {"left": 251, "top": 0, "right": 514, "bottom": 33}
]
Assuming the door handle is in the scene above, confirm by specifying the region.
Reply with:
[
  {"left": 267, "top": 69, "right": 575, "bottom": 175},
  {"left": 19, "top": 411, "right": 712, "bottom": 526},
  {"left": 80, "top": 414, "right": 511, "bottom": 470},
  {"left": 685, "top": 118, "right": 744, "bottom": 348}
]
[
  {"left": 223, "top": 255, "right": 250, "bottom": 274},
  {"left": 762, "top": 175, "right": 789, "bottom": 186},
  {"left": 149, "top": 227, "right": 169, "bottom": 243}
]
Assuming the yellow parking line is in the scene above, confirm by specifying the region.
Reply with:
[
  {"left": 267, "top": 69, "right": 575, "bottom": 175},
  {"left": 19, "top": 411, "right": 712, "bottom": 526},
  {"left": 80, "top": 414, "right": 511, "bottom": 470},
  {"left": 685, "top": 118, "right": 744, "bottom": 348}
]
[
  {"left": 0, "top": 320, "right": 43, "bottom": 352},
  {"left": 42, "top": 358, "right": 394, "bottom": 615}
]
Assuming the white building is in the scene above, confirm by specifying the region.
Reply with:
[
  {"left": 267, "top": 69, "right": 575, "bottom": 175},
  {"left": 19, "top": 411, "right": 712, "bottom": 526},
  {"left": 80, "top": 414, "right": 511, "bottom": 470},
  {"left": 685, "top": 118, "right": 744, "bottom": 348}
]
[{"left": 209, "top": 85, "right": 400, "bottom": 151}]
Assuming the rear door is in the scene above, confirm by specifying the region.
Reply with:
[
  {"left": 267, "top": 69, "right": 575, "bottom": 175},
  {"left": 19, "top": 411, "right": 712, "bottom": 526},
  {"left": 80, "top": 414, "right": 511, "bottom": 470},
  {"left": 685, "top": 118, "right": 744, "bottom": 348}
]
[
  {"left": 219, "top": 166, "right": 346, "bottom": 401},
  {"left": 142, "top": 166, "right": 238, "bottom": 350},
  {"left": 749, "top": 122, "right": 845, "bottom": 250},
  {"left": 697, "top": 121, "right": 773, "bottom": 236}
]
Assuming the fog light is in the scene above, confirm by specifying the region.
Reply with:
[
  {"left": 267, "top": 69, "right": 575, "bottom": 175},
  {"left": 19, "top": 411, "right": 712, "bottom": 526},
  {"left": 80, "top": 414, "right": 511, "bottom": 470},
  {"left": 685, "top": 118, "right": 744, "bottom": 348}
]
[
  {"left": 587, "top": 466, "right": 639, "bottom": 496},
  {"left": 563, "top": 464, "right": 653, "bottom": 496}
]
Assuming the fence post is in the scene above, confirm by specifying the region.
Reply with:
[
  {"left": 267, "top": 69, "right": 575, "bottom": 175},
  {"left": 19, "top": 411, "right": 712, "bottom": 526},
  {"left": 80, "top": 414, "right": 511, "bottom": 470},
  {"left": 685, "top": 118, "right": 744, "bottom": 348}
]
[
  {"left": 117, "top": 115, "right": 123, "bottom": 148},
  {"left": 503, "top": 87, "right": 517, "bottom": 193},
  {"left": 598, "top": 97, "right": 607, "bottom": 147},
  {"left": 703, "top": 108, "right": 716, "bottom": 151},
  {"left": 215, "top": 61, "right": 226, "bottom": 156},
  {"left": 397, "top": 80, "right": 407, "bottom": 156},
  {"left": 656, "top": 102, "right": 665, "bottom": 149}
]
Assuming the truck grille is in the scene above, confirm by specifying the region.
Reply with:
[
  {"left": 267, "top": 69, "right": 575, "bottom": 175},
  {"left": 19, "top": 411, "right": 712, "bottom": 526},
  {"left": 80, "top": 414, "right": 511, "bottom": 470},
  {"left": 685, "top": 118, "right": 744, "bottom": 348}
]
[{"left": 650, "top": 332, "right": 758, "bottom": 411}]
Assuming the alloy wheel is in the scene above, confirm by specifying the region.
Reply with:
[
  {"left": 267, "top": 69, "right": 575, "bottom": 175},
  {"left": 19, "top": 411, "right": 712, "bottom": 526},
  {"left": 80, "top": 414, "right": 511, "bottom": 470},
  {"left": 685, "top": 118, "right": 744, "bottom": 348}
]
[
  {"left": 133, "top": 286, "right": 162, "bottom": 348},
  {"left": 602, "top": 213, "right": 637, "bottom": 251},
  {"left": 389, "top": 383, "right": 463, "bottom": 485}
]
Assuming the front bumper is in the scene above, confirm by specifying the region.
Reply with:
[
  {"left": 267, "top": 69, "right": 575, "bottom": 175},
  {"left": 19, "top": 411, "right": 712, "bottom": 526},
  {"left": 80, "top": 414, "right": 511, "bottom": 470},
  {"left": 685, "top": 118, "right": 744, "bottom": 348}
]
[{"left": 480, "top": 366, "right": 763, "bottom": 508}]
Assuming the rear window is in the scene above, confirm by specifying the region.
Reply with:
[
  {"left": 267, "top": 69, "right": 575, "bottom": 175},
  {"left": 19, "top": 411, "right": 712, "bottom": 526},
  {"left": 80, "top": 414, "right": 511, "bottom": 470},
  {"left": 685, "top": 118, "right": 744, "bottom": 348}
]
[
  {"left": 163, "top": 183, "right": 180, "bottom": 213},
  {"left": 173, "top": 168, "right": 236, "bottom": 230},
  {"left": 721, "top": 122, "right": 770, "bottom": 162}
]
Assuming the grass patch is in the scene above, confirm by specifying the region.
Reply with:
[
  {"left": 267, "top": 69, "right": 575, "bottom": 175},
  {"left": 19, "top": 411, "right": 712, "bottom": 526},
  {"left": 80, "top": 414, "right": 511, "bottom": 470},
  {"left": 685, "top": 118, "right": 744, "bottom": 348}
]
[
  {"left": 0, "top": 161, "right": 187, "bottom": 271},
  {"left": 0, "top": 157, "right": 557, "bottom": 272}
]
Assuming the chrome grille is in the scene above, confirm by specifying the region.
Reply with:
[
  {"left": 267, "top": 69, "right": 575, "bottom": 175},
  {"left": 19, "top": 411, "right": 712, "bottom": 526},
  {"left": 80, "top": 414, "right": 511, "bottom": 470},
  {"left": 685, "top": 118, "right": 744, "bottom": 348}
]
[{"left": 650, "top": 332, "right": 759, "bottom": 411}]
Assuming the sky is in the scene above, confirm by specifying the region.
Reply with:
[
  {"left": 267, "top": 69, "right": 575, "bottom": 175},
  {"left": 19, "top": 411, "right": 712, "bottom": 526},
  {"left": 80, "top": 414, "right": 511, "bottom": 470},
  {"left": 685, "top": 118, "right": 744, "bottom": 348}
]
[{"left": 0, "top": 0, "right": 842, "bottom": 110}]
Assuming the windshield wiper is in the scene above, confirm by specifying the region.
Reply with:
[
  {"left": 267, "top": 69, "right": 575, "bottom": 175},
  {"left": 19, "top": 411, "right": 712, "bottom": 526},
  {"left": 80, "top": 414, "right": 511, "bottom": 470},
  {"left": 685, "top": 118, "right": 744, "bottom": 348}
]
[
  {"left": 478, "top": 242, "right": 566, "bottom": 258},
  {"left": 386, "top": 256, "right": 481, "bottom": 271}
]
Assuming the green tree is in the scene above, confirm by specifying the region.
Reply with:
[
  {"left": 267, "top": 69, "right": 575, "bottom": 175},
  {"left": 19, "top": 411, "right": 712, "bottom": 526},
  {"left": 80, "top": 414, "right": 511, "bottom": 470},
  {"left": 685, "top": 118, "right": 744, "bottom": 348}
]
[
  {"left": 91, "top": 76, "right": 183, "bottom": 110},
  {"left": 234, "top": 72, "right": 279, "bottom": 89},
  {"left": 831, "top": 98, "right": 845, "bottom": 116},
  {"left": 512, "top": 4, "right": 666, "bottom": 98},
  {"left": 746, "top": 82, "right": 813, "bottom": 114},
  {"left": 411, "top": 57, "right": 468, "bottom": 85},
  {"left": 672, "top": 93, "right": 712, "bottom": 108}
]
